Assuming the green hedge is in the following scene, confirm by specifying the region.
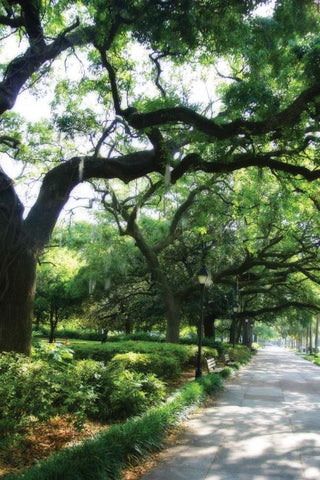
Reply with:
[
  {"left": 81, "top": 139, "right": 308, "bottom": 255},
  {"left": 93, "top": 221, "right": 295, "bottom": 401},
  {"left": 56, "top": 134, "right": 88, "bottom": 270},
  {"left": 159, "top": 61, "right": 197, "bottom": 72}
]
[
  {"left": 109, "top": 352, "right": 181, "bottom": 379},
  {"left": 71, "top": 341, "right": 218, "bottom": 377},
  {"left": 4, "top": 375, "right": 222, "bottom": 480}
]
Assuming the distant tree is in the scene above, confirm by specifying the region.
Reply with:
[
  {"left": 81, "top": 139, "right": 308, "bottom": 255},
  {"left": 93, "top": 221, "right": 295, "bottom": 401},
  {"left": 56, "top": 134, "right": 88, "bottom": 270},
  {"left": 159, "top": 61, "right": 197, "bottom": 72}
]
[{"left": 34, "top": 247, "right": 84, "bottom": 342}]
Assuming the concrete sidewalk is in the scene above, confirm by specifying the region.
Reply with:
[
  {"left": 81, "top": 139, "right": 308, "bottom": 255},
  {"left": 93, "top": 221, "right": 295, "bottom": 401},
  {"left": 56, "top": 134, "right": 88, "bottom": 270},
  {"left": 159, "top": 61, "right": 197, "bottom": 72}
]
[{"left": 140, "top": 347, "right": 320, "bottom": 480}]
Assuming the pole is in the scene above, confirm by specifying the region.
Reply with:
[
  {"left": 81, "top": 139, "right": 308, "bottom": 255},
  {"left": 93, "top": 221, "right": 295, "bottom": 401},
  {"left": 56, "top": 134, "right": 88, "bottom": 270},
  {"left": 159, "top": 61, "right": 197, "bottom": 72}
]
[{"left": 195, "top": 283, "right": 205, "bottom": 379}]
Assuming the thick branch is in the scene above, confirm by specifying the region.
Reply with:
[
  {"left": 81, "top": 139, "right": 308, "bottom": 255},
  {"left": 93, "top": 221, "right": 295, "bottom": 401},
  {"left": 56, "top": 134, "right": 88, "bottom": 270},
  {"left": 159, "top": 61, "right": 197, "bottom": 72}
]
[
  {"left": 0, "top": 24, "right": 94, "bottom": 114},
  {"left": 127, "top": 84, "right": 320, "bottom": 139},
  {"left": 154, "top": 185, "right": 208, "bottom": 253},
  {"left": 18, "top": 0, "right": 46, "bottom": 49},
  {"left": 0, "top": 15, "right": 23, "bottom": 28},
  {"left": 24, "top": 150, "right": 160, "bottom": 247},
  {"left": 171, "top": 151, "right": 320, "bottom": 184}
]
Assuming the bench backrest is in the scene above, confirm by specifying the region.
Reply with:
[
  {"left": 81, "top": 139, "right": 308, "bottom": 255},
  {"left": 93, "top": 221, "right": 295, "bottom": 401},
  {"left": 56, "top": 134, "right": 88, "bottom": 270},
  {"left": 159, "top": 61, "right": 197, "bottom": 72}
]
[{"left": 206, "top": 357, "right": 216, "bottom": 373}]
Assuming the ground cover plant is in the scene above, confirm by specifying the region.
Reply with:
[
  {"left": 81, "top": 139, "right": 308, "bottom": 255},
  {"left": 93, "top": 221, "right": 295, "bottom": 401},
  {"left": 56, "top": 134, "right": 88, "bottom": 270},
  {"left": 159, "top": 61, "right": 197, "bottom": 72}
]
[
  {"left": 0, "top": 344, "right": 167, "bottom": 467},
  {"left": 303, "top": 353, "right": 320, "bottom": 367},
  {"left": 0, "top": 339, "right": 251, "bottom": 476},
  {"left": 3, "top": 374, "right": 225, "bottom": 480}
]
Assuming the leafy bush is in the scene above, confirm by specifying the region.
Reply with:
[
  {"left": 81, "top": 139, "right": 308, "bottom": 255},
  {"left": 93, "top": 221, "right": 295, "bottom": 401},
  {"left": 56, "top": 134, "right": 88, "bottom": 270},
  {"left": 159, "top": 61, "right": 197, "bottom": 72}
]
[
  {"left": 196, "top": 372, "right": 223, "bottom": 394},
  {"left": 109, "top": 352, "right": 181, "bottom": 379},
  {"left": 180, "top": 336, "right": 224, "bottom": 354},
  {"left": 66, "top": 359, "right": 166, "bottom": 421},
  {"left": 0, "top": 353, "right": 166, "bottom": 449},
  {"left": 32, "top": 341, "right": 75, "bottom": 364},
  {"left": 224, "top": 344, "right": 252, "bottom": 363},
  {"left": 114, "top": 332, "right": 165, "bottom": 342},
  {"left": 33, "top": 326, "right": 102, "bottom": 341},
  {"left": 105, "top": 369, "right": 165, "bottom": 420},
  {"left": 72, "top": 341, "right": 198, "bottom": 372},
  {"left": 219, "top": 366, "right": 233, "bottom": 378},
  {"left": 5, "top": 377, "right": 220, "bottom": 480},
  {"left": 0, "top": 353, "right": 96, "bottom": 449}
]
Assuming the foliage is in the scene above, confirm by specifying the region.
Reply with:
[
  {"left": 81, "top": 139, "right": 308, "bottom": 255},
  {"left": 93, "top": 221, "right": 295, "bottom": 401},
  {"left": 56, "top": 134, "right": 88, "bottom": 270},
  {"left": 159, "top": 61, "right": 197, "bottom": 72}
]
[
  {"left": 219, "top": 366, "right": 233, "bottom": 378},
  {"left": 109, "top": 352, "right": 182, "bottom": 379},
  {"left": 304, "top": 354, "right": 320, "bottom": 367},
  {"left": 72, "top": 340, "right": 195, "bottom": 366},
  {"left": 0, "top": 353, "right": 96, "bottom": 449},
  {"left": 32, "top": 341, "right": 75, "bottom": 364},
  {"left": 105, "top": 369, "right": 165, "bottom": 420},
  {"left": 34, "top": 247, "right": 85, "bottom": 340},
  {"left": 34, "top": 325, "right": 102, "bottom": 341},
  {"left": 4, "top": 374, "right": 224, "bottom": 480},
  {"left": 196, "top": 372, "right": 223, "bottom": 394},
  {"left": 0, "top": 350, "right": 166, "bottom": 450},
  {"left": 224, "top": 344, "right": 253, "bottom": 364}
]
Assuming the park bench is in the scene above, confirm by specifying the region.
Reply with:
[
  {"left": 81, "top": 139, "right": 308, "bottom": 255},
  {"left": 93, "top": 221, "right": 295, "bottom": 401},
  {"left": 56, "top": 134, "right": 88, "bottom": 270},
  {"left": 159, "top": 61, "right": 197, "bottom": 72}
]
[
  {"left": 206, "top": 357, "right": 225, "bottom": 374},
  {"left": 224, "top": 353, "right": 237, "bottom": 366}
]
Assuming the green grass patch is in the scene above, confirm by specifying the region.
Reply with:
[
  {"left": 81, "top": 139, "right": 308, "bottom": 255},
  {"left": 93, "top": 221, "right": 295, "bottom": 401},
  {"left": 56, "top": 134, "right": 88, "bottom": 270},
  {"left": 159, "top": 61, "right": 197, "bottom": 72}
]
[{"left": 303, "top": 354, "right": 320, "bottom": 366}]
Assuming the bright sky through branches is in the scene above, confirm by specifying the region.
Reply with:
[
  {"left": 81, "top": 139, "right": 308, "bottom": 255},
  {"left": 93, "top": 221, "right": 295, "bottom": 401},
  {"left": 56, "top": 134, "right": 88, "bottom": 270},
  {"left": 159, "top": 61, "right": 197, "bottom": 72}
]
[{"left": 1, "top": 0, "right": 276, "bottom": 221}]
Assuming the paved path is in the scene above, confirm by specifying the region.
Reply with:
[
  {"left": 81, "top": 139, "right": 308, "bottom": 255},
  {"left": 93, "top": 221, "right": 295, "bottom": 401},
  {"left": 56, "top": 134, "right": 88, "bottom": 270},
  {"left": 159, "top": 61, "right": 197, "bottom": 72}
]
[{"left": 140, "top": 347, "right": 320, "bottom": 480}]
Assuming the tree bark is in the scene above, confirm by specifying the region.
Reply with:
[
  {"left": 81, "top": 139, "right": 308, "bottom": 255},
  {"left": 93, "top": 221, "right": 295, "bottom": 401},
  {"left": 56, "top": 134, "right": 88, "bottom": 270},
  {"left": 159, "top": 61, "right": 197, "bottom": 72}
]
[
  {"left": 0, "top": 170, "right": 39, "bottom": 354},
  {"left": 0, "top": 248, "right": 37, "bottom": 354},
  {"left": 309, "top": 323, "right": 313, "bottom": 354},
  {"left": 164, "top": 293, "right": 180, "bottom": 343}
]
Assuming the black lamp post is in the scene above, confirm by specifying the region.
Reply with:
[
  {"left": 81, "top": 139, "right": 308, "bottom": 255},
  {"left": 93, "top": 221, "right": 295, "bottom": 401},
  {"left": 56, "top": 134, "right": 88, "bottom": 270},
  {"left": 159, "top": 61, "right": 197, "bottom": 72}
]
[
  {"left": 249, "top": 322, "right": 254, "bottom": 349},
  {"left": 244, "top": 318, "right": 249, "bottom": 346},
  {"left": 195, "top": 265, "right": 209, "bottom": 379},
  {"left": 232, "top": 301, "right": 240, "bottom": 348}
]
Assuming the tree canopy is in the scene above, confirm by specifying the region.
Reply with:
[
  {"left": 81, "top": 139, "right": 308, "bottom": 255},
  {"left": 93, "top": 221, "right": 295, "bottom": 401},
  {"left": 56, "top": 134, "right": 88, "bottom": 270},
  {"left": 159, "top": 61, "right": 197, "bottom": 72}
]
[{"left": 0, "top": 0, "right": 320, "bottom": 353}]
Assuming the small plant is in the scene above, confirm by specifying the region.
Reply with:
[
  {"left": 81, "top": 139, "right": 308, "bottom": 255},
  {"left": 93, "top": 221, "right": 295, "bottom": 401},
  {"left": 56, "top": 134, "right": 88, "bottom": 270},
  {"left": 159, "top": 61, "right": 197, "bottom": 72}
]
[
  {"left": 32, "top": 341, "right": 75, "bottom": 364},
  {"left": 220, "top": 366, "right": 232, "bottom": 378},
  {"left": 196, "top": 373, "right": 223, "bottom": 394}
]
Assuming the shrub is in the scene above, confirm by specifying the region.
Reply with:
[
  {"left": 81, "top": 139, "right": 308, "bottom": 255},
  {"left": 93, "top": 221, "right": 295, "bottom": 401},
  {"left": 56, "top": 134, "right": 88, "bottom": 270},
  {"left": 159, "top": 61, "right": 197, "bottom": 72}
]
[
  {"left": 0, "top": 353, "right": 166, "bottom": 451},
  {"left": 109, "top": 352, "right": 181, "bottom": 379},
  {"left": 106, "top": 370, "right": 166, "bottom": 420},
  {"left": 33, "top": 326, "right": 102, "bottom": 342},
  {"left": 5, "top": 377, "right": 224, "bottom": 480},
  {"left": 74, "top": 359, "right": 166, "bottom": 421},
  {"left": 32, "top": 341, "right": 75, "bottom": 364},
  {"left": 196, "top": 373, "right": 223, "bottom": 394},
  {"left": 72, "top": 341, "right": 196, "bottom": 370},
  {"left": 219, "top": 366, "right": 233, "bottom": 378},
  {"left": 224, "top": 344, "right": 253, "bottom": 363},
  {"left": 0, "top": 353, "right": 96, "bottom": 449}
]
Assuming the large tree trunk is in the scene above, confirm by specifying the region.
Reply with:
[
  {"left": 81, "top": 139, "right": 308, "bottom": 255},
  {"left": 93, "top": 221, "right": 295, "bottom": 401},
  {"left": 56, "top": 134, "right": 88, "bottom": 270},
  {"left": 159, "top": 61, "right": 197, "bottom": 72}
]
[
  {"left": 0, "top": 171, "right": 39, "bottom": 355},
  {"left": 164, "top": 293, "right": 180, "bottom": 343},
  {"left": 0, "top": 248, "right": 37, "bottom": 355},
  {"left": 124, "top": 315, "right": 132, "bottom": 335}
]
